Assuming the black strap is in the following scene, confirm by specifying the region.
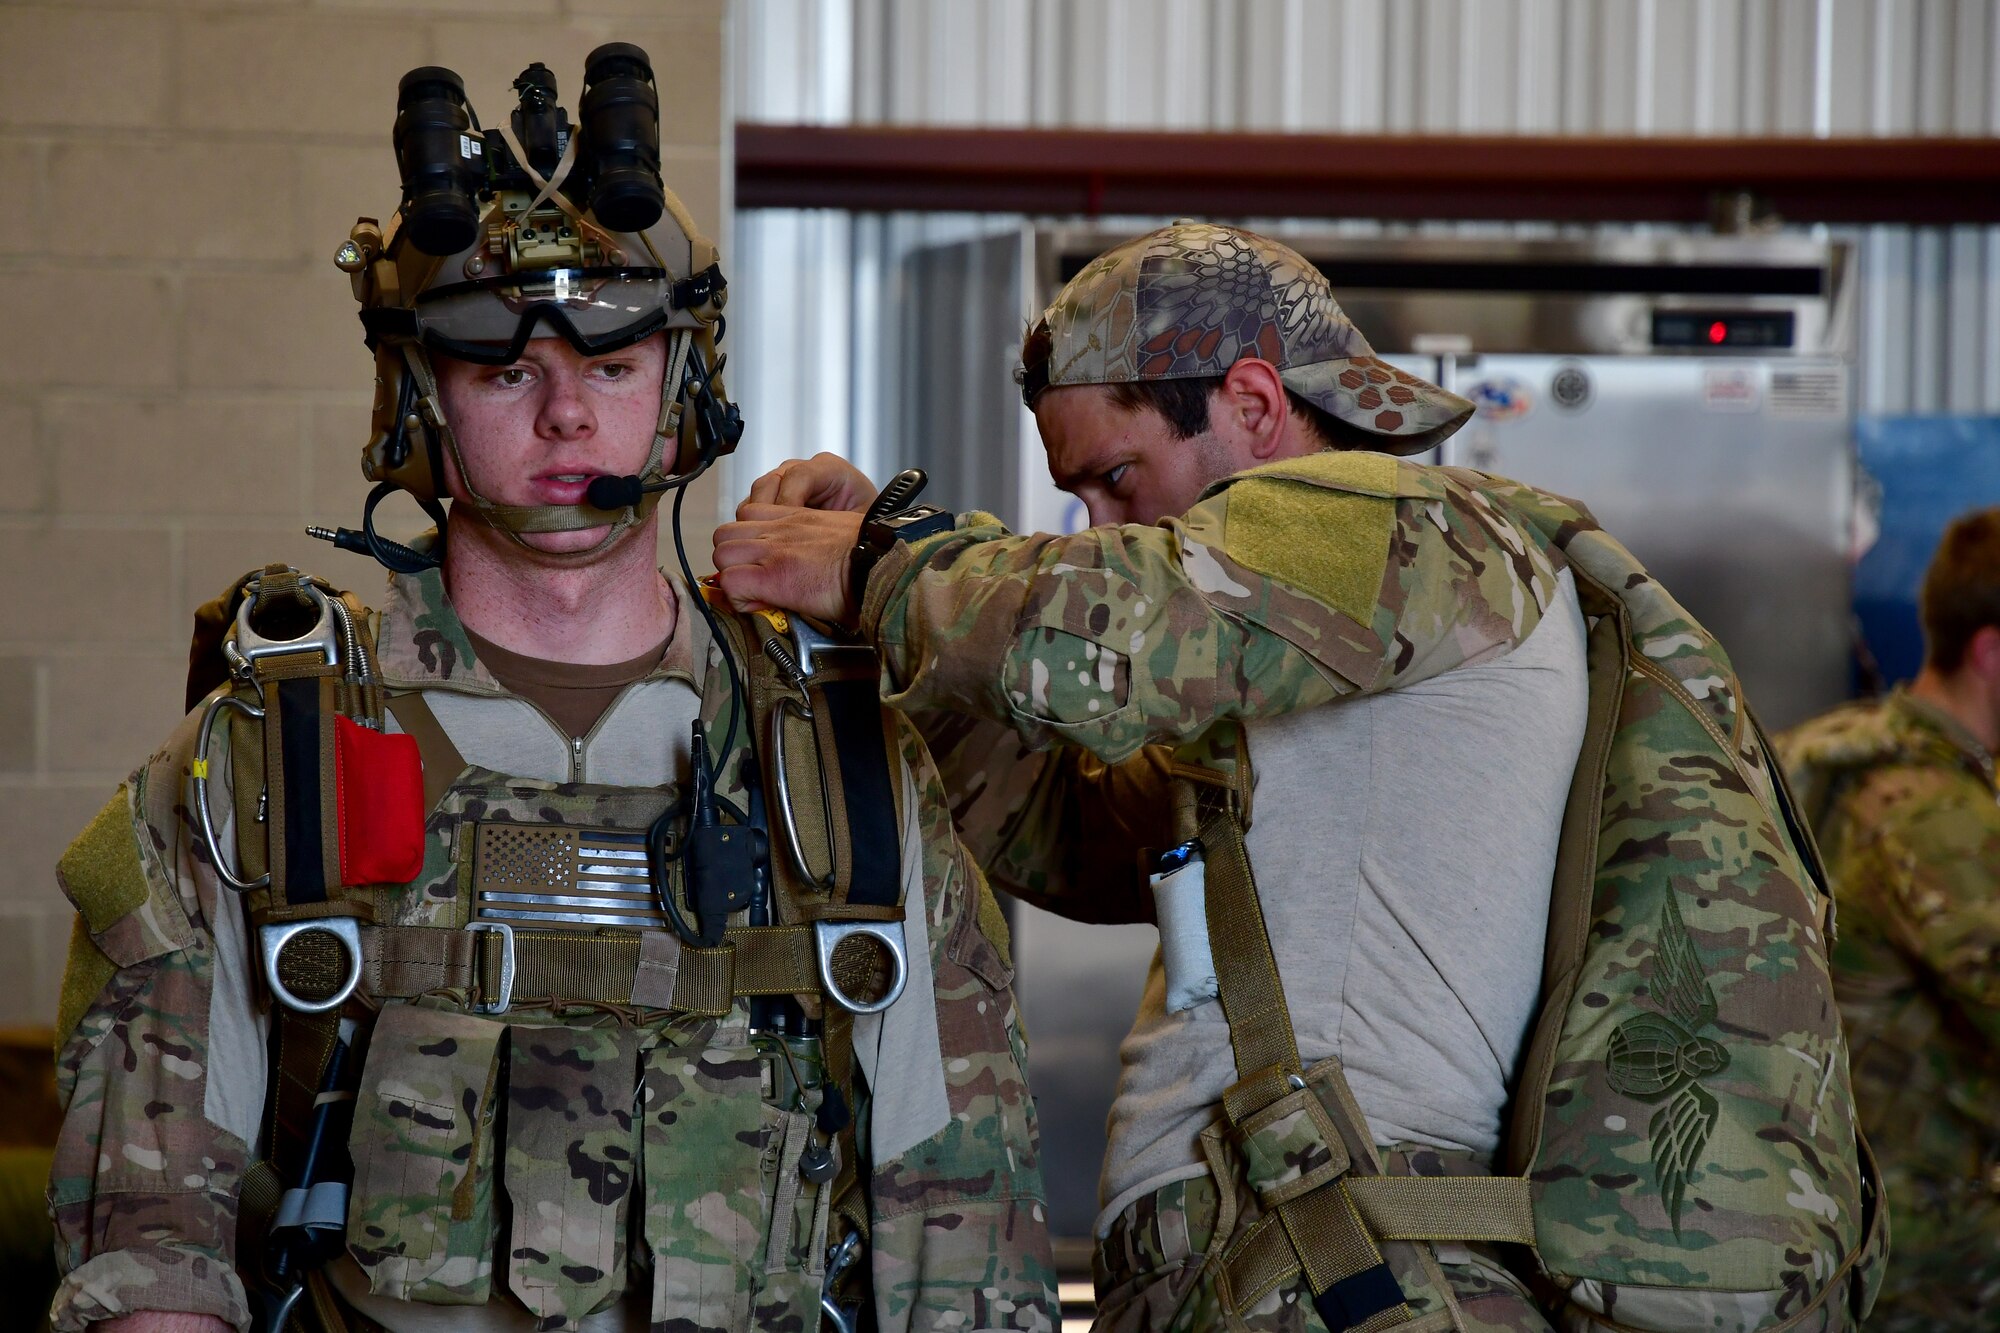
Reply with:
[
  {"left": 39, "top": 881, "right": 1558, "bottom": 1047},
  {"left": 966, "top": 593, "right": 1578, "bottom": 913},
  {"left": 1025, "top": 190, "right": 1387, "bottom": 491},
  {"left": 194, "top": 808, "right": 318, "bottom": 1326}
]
[
  {"left": 1314, "top": 1263, "right": 1405, "bottom": 1333},
  {"left": 278, "top": 678, "right": 327, "bottom": 904},
  {"left": 820, "top": 677, "right": 900, "bottom": 909}
]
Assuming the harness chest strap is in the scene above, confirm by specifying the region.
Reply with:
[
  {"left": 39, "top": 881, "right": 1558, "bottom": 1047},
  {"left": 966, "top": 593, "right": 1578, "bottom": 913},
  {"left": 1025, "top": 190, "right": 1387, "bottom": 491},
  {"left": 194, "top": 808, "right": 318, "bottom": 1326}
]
[{"left": 259, "top": 905, "right": 826, "bottom": 1017}]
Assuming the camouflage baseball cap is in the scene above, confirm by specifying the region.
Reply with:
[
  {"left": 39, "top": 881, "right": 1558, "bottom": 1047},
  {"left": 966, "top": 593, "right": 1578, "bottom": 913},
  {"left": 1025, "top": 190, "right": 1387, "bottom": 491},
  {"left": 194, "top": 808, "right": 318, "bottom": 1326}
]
[{"left": 1018, "top": 222, "right": 1473, "bottom": 455}]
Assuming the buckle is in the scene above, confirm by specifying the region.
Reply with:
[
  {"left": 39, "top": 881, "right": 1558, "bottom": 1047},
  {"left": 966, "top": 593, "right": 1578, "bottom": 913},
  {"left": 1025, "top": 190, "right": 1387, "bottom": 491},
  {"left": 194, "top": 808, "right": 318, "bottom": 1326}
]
[
  {"left": 259, "top": 918, "right": 364, "bottom": 1014},
  {"left": 814, "top": 919, "right": 908, "bottom": 1016},
  {"left": 465, "top": 920, "right": 515, "bottom": 1015}
]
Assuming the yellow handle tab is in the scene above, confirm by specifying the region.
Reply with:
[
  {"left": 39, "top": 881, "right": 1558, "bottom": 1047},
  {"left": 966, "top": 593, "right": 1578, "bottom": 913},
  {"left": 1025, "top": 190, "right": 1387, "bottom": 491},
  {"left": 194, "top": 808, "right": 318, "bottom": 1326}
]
[{"left": 191, "top": 758, "right": 210, "bottom": 780}]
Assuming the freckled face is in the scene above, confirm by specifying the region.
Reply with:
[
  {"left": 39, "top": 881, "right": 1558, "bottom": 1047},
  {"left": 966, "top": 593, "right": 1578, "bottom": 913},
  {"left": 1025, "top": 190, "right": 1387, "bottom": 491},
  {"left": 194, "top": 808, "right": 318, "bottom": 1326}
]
[
  {"left": 433, "top": 334, "right": 667, "bottom": 553},
  {"left": 1035, "top": 384, "right": 1232, "bottom": 527}
]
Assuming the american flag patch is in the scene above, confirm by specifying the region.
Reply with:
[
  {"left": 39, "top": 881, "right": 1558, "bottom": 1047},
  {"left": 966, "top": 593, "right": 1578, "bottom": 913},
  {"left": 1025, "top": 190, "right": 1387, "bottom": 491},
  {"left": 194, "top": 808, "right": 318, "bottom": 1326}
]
[{"left": 471, "top": 821, "right": 668, "bottom": 929}]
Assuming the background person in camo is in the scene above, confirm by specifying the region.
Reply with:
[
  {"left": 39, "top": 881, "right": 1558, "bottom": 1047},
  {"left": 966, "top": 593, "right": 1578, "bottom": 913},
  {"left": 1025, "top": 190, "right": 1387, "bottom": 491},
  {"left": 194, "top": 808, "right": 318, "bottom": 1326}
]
[
  {"left": 44, "top": 51, "right": 1053, "bottom": 1333},
  {"left": 714, "top": 222, "right": 1587, "bottom": 1330},
  {"left": 1778, "top": 506, "right": 2000, "bottom": 1329}
]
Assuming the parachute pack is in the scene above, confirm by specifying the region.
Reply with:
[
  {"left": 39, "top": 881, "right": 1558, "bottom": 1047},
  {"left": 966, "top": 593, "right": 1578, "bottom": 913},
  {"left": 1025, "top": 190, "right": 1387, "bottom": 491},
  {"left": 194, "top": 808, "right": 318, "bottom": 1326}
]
[{"left": 1179, "top": 454, "right": 1885, "bottom": 1333}]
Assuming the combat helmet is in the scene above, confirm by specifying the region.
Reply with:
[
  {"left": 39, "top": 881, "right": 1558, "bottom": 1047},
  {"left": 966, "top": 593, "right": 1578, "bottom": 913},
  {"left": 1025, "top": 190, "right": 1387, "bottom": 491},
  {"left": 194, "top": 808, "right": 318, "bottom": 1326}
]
[{"left": 333, "top": 48, "right": 740, "bottom": 568}]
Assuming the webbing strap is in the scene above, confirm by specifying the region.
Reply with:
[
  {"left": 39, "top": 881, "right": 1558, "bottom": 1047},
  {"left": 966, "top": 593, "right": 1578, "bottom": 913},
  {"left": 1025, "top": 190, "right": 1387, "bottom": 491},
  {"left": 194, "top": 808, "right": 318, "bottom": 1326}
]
[
  {"left": 381, "top": 693, "right": 467, "bottom": 812},
  {"left": 275, "top": 678, "right": 329, "bottom": 905},
  {"left": 1342, "top": 1176, "right": 1536, "bottom": 1244},
  {"left": 1223, "top": 1216, "right": 1454, "bottom": 1333},
  {"left": 815, "top": 676, "right": 901, "bottom": 910},
  {"left": 1198, "top": 787, "right": 1303, "bottom": 1095},
  {"left": 358, "top": 922, "right": 820, "bottom": 1015},
  {"left": 1192, "top": 744, "right": 1412, "bottom": 1332}
]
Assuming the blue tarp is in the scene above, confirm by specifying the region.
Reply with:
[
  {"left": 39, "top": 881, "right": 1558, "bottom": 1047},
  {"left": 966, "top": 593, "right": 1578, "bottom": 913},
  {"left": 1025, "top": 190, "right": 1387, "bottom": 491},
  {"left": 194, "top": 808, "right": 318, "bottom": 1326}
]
[{"left": 1854, "top": 416, "right": 2000, "bottom": 688}]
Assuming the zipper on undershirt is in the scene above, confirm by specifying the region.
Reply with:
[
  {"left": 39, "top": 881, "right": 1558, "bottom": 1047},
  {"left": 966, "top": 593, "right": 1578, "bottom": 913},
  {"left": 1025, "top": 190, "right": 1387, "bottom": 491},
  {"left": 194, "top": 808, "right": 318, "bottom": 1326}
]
[{"left": 570, "top": 732, "right": 584, "bottom": 782}]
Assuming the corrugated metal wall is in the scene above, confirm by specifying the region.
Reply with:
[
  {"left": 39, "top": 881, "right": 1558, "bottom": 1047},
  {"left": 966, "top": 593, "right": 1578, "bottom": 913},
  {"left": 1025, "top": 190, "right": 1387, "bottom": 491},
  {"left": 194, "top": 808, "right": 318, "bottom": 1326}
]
[{"left": 727, "top": 0, "right": 2000, "bottom": 484}]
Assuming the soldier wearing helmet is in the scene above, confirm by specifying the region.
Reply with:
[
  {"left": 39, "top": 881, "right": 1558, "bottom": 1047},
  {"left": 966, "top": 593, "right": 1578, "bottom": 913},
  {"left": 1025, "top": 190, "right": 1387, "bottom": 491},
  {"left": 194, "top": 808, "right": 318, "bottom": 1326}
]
[
  {"left": 1778, "top": 507, "right": 2000, "bottom": 1331},
  {"left": 45, "top": 51, "right": 1052, "bottom": 1333},
  {"left": 715, "top": 222, "right": 1879, "bottom": 1330}
]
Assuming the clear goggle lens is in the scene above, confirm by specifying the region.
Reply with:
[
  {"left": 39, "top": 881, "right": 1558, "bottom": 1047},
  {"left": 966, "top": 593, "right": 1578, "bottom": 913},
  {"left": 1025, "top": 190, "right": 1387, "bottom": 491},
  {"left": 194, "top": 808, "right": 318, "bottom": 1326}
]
[{"left": 412, "top": 267, "right": 679, "bottom": 364}]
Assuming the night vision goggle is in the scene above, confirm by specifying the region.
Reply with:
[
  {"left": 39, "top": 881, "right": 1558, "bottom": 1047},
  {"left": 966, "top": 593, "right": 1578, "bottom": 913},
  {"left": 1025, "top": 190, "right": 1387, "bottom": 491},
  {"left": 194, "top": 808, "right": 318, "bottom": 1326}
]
[{"left": 361, "top": 262, "right": 725, "bottom": 364}]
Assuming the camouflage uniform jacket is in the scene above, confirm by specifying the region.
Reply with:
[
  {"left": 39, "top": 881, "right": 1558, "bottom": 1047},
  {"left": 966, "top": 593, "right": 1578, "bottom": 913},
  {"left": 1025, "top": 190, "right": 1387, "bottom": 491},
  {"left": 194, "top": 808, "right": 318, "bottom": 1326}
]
[
  {"left": 1777, "top": 690, "right": 2000, "bottom": 1320},
  {"left": 47, "top": 564, "right": 1055, "bottom": 1332},
  {"left": 865, "top": 451, "right": 1569, "bottom": 827}
]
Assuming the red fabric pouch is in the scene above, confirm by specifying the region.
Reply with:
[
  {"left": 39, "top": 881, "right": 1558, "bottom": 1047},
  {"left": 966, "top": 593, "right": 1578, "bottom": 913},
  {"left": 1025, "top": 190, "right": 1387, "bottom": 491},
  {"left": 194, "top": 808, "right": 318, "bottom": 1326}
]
[{"left": 334, "top": 714, "right": 426, "bottom": 886}]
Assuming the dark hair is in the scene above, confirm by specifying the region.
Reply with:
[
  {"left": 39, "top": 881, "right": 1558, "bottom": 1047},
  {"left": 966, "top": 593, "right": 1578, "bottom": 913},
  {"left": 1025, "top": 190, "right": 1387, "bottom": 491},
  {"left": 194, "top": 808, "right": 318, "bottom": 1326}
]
[
  {"left": 1104, "top": 375, "right": 1374, "bottom": 451},
  {"left": 1920, "top": 506, "right": 2000, "bottom": 672}
]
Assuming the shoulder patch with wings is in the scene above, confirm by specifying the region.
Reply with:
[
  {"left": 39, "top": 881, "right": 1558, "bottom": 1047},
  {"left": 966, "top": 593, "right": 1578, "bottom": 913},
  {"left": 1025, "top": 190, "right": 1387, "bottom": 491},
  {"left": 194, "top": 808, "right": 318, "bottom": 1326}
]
[{"left": 1605, "top": 891, "right": 1731, "bottom": 1234}]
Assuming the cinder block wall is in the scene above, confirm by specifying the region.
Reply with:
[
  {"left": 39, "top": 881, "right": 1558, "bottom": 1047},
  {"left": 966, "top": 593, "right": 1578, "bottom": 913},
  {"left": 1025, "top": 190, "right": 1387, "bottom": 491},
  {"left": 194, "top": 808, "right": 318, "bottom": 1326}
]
[{"left": 0, "top": 1, "right": 727, "bottom": 1029}]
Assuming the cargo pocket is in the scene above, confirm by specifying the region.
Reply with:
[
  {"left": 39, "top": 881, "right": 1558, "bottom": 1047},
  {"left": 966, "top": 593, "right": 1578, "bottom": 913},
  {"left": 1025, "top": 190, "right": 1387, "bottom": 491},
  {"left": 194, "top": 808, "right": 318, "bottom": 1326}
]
[
  {"left": 504, "top": 1023, "right": 642, "bottom": 1327},
  {"left": 1003, "top": 628, "right": 1131, "bottom": 732},
  {"left": 641, "top": 1041, "right": 789, "bottom": 1331},
  {"left": 346, "top": 1003, "right": 504, "bottom": 1304}
]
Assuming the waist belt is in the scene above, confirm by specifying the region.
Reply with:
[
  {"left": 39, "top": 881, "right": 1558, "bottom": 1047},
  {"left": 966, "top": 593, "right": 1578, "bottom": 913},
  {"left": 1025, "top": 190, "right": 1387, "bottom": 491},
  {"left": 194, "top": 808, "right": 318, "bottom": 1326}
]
[{"left": 267, "top": 917, "right": 823, "bottom": 1018}]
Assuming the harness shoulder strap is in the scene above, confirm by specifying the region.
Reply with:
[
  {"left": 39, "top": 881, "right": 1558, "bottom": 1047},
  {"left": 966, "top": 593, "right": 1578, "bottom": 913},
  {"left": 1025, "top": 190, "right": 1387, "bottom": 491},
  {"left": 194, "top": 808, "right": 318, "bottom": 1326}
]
[
  {"left": 1189, "top": 728, "right": 1483, "bottom": 1333},
  {"left": 383, "top": 691, "right": 468, "bottom": 811}
]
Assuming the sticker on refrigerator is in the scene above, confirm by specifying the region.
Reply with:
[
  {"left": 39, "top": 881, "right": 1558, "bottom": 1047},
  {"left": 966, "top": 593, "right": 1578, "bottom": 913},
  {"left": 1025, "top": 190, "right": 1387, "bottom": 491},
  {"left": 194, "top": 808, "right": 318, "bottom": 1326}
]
[
  {"left": 1702, "top": 364, "right": 1761, "bottom": 412},
  {"left": 1549, "top": 362, "right": 1593, "bottom": 411},
  {"left": 1466, "top": 377, "right": 1533, "bottom": 422},
  {"left": 1769, "top": 366, "right": 1847, "bottom": 418}
]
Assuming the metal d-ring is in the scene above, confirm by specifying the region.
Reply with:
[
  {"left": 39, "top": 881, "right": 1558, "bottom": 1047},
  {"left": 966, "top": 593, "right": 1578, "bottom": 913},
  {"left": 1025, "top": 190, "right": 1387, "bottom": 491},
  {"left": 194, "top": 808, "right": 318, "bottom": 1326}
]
[
  {"left": 814, "top": 919, "right": 909, "bottom": 1016},
  {"left": 770, "top": 695, "right": 836, "bottom": 892},
  {"left": 194, "top": 694, "right": 270, "bottom": 893},
  {"left": 259, "top": 918, "right": 364, "bottom": 1014}
]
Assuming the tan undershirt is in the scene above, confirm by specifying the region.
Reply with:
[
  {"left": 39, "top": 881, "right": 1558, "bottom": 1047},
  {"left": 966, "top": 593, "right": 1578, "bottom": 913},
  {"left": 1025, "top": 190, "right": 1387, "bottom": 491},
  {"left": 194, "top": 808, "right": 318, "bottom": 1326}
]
[{"left": 462, "top": 625, "right": 669, "bottom": 739}]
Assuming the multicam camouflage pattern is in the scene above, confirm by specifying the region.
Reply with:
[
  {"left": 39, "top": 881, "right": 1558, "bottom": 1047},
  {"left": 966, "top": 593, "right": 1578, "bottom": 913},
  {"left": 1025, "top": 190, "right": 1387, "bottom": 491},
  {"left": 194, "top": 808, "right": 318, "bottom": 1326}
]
[
  {"left": 1022, "top": 222, "right": 1474, "bottom": 453},
  {"left": 871, "top": 720, "right": 1057, "bottom": 1333},
  {"left": 642, "top": 1038, "right": 803, "bottom": 1332},
  {"left": 1233, "top": 1088, "right": 1343, "bottom": 1207},
  {"left": 505, "top": 1023, "right": 642, "bottom": 1328},
  {"left": 1778, "top": 690, "right": 2000, "bottom": 1330},
  {"left": 1483, "top": 473, "right": 1881, "bottom": 1331},
  {"left": 1093, "top": 1150, "right": 1552, "bottom": 1333},
  {"left": 46, "top": 706, "right": 254, "bottom": 1333},
  {"left": 346, "top": 1002, "right": 504, "bottom": 1304},
  {"left": 46, "top": 560, "right": 1055, "bottom": 1332},
  {"left": 864, "top": 451, "right": 1880, "bottom": 1331}
]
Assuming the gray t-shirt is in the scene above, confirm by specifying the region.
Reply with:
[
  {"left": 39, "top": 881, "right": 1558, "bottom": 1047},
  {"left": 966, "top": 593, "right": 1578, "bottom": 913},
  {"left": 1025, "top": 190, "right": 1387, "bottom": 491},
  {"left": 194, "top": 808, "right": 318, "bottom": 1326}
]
[{"left": 1098, "top": 567, "right": 1590, "bottom": 1231}]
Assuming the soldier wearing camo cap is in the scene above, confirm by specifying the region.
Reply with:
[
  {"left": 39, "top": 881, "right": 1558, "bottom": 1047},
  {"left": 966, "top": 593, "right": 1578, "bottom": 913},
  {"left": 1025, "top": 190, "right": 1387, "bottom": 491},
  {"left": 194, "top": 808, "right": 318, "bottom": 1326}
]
[
  {"left": 44, "top": 51, "right": 1053, "bottom": 1333},
  {"left": 716, "top": 221, "right": 1882, "bottom": 1332},
  {"left": 1779, "top": 507, "right": 2000, "bottom": 1330}
]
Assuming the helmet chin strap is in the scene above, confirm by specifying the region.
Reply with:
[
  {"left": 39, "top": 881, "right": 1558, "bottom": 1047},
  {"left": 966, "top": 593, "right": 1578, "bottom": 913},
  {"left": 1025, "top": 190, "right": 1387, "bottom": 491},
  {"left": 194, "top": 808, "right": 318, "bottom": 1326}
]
[{"left": 407, "top": 330, "right": 695, "bottom": 563}]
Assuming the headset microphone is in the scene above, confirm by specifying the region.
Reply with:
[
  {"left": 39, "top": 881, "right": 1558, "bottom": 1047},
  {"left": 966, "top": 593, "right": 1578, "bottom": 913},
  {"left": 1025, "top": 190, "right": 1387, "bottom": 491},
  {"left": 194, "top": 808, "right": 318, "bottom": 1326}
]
[{"left": 585, "top": 473, "right": 660, "bottom": 510}]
